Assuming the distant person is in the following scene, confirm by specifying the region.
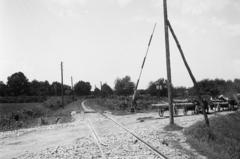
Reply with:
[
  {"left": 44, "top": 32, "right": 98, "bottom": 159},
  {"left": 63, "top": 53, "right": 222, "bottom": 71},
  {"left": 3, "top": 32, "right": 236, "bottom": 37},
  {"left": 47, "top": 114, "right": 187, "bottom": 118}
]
[{"left": 202, "top": 98, "right": 209, "bottom": 113}]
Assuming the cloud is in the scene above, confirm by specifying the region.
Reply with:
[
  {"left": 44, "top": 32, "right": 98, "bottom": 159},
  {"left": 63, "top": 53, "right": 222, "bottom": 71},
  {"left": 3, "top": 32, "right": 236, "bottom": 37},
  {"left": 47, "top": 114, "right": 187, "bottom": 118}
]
[
  {"left": 211, "top": 17, "right": 240, "bottom": 37},
  {"left": 153, "top": 0, "right": 161, "bottom": 8},
  {"left": 44, "top": 0, "right": 88, "bottom": 17},
  {"left": 162, "top": 0, "right": 240, "bottom": 37},
  {"left": 232, "top": 59, "right": 240, "bottom": 74},
  {"left": 132, "top": 15, "right": 160, "bottom": 24},
  {"left": 167, "top": 0, "right": 230, "bottom": 16},
  {"left": 50, "top": 0, "right": 87, "bottom": 6},
  {"left": 116, "top": 0, "right": 133, "bottom": 7}
]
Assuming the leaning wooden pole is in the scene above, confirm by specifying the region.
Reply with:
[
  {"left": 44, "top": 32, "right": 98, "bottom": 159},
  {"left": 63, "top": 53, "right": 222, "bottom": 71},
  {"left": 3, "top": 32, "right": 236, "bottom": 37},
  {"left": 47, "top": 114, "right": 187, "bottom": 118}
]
[
  {"left": 131, "top": 23, "right": 157, "bottom": 113},
  {"left": 163, "top": 0, "right": 174, "bottom": 125},
  {"left": 167, "top": 20, "right": 210, "bottom": 126},
  {"left": 61, "top": 61, "right": 64, "bottom": 108}
]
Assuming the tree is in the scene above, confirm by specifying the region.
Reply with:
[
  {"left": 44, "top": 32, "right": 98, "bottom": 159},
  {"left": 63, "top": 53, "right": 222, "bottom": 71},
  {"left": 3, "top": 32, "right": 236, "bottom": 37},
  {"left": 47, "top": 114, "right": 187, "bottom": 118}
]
[
  {"left": 195, "top": 79, "right": 220, "bottom": 97},
  {"left": 188, "top": 78, "right": 239, "bottom": 97},
  {"left": 64, "top": 85, "right": 72, "bottom": 95},
  {"left": 114, "top": 76, "right": 135, "bottom": 96},
  {"left": 49, "top": 82, "right": 62, "bottom": 96},
  {"left": 29, "top": 80, "right": 51, "bottom": 96},
  {"left": 101, "top": 83, "right": 113, "bottom": 96},
  {"left": 173, "top": 87, "right": 187, "bottom": 97},
  {"left": 7, "top": 72, "right": 30, "bottom": 96},
  {"left": 74, "top": 81, "right": 92, "bottom": 96},
  {"left": 29, "top": 80, "right": 41, "bottom": 96},
  {"left": 0, "top": 81, "right": 8, "bottom": 96},
  {"left": 93, "top": 87, "right": 101, "bottom": 96},
  {"left": 234, "top": 79, "right": 240, "bottom": 92},
  {"left": 147, "top": 82, "right": 158, "bottom": 96},
  {"left": 147, "top": 78, "right": 168, "bottom": 97},
  {"left": 48, "top": 82, "right": 71, "bottom": 96}
]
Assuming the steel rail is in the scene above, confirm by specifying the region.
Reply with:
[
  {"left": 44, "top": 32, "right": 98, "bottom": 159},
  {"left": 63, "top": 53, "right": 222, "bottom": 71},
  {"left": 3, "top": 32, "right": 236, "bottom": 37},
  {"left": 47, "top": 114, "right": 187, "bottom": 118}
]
[
  {"left": 101, "top": 113, "right": 168, "bottom": 159},
  {"left": 81, "top": 101, "right": 107, "bottom": 159},
  {"left": 85, "top": 119, "right": 107, "bottom": 159},
  {"left": 81, "top": 100, "right": 168, "bottom": 159}
]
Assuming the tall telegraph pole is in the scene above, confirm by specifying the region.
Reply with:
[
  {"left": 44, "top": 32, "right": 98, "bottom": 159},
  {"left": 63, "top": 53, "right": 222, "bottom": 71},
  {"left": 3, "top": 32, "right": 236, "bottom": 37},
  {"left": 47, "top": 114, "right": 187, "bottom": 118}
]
[
  {"left": 71, "top": 76, "right": 74, "bottom": 100},
  {"left": 61, "top": 61, "right": 64, "bottom": 108},
  {"left": 163, "top": 0, "right": 174, "bottom": 125},
  {"left": 100, "top": 81, "right": 103, "bottom": 92}
]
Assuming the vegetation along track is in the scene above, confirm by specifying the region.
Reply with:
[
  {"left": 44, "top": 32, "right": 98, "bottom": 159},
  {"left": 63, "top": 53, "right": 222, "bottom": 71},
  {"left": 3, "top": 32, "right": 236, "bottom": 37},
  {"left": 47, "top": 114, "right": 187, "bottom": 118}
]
[{"left": 81, "top": 100, "right": 168, "bottom": 159}]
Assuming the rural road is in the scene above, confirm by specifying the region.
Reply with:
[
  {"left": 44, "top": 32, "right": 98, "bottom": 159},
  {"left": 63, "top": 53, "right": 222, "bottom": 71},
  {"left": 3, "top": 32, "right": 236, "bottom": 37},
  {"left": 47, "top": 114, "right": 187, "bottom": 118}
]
[
  {"left": 0, "top": 100, "right": 100, "bottom": 159},
  {"left": 0, "top": 99, "right": 227, "bottom": 159}
]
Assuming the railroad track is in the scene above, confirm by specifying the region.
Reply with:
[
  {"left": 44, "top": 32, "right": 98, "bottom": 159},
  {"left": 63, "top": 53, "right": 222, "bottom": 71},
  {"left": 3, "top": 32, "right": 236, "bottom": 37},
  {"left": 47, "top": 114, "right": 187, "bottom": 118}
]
[
  {"left": 85, "top": 118, "right": 107, "bottom": 159},
  {"left": 81, "top": 100, "right": 168, "bottom": 159}
]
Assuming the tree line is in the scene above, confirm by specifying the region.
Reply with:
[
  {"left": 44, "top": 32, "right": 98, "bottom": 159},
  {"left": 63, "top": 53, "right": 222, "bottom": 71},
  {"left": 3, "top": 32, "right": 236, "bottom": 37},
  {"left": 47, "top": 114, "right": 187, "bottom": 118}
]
[
  {"left": 0, "top": 72, "right": 240, "bottom": 98},
  {"left": 145, "top": 78, "right": 240, "bottom": 98},
  {"left": 0, "top": 72, "right": 72, "bottom": 96}
]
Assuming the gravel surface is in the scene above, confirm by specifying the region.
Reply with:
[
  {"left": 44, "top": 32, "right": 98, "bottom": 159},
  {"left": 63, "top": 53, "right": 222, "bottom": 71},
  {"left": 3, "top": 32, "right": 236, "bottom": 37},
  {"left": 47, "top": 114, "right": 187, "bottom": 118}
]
[
  {"left": 110, "top": 111, "right": 234, "bottom": 159},
  {"left": 0, "top": 100, "right": 233, "bottom": 159},
  {"left": 17, "top": 137, "right": 101, "bottom": 159},
  {"left": 87, "top": 113, "right": 161, "bottom": 159}
]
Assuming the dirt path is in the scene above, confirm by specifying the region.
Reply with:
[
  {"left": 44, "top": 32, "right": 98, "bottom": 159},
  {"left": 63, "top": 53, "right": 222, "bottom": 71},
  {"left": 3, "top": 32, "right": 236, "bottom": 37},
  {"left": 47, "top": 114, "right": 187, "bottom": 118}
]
[
  {"left": 0, "top": 99, "right": 233, "bottom": 159},
  {"left": 0, "top": 100, "right": 101, "bottom": 159}
]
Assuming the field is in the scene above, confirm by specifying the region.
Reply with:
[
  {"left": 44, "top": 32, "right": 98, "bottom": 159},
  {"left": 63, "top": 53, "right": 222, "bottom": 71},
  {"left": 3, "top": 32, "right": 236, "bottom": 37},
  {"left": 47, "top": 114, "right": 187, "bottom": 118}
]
[
  {"left": 0, "top": 96, "right": 47, "bottom": 103},
  {"left": 0, "top": 96, "right": 79, "bottom": 132},
  {"left": 184, "top": 111, "right": 240, "bottom": 159},
  {"left": 85, "top": 96, "right": 167, "bottom": 115}
]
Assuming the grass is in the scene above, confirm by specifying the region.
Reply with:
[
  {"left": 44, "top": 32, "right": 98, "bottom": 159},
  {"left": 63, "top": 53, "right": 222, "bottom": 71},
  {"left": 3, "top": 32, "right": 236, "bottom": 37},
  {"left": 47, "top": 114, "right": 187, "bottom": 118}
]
[
  {"left": 0, "top": 103, "right": 48, "bottom": 131},
  {"left": 0, "top": 96, "right": 47, "bottom": 103},
  {"left": 86, "top": 96, "right": 166, "bottom": 115},
  {"left": 0, "top": 96, "right": 79, "bottom": 132},
  {"left": 184, "top": 111, "right": 240, "bottom": 159}
]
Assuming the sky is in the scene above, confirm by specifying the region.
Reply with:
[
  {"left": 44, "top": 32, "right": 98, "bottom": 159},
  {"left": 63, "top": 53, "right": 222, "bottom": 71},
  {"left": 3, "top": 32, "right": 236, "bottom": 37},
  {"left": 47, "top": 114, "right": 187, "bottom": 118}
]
[{"left": 0, "top": 0, "right": 240, "bottom": 89}]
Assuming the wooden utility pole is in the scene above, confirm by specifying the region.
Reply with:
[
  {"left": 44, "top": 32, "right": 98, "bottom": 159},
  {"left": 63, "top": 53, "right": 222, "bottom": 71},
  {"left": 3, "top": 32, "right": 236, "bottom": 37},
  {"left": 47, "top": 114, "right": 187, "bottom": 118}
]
[
  {"left": 61, "top": 61, "right": 64, "bottom": 108},
  {"left": 100, "top": 81, "right": 102, "bottom": 92},
  {"left": 167, "top": 20, "right": 210, "bottom": 126},
  {"left": 71, "top": 76, "right": 74, "bottom": 100},
  {"left": 163, "top": 0, "right": 174, "bottom": 125}
]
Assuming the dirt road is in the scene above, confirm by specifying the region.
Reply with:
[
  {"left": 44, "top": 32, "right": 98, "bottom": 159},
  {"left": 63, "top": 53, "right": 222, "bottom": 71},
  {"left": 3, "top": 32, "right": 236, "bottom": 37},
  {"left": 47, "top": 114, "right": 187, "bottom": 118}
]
[
  {"left": 0, "top": 100, "right": 101, "bottom": 159},
  {"left": 0, "top": 99, "right": 227, "bottom": 158}
]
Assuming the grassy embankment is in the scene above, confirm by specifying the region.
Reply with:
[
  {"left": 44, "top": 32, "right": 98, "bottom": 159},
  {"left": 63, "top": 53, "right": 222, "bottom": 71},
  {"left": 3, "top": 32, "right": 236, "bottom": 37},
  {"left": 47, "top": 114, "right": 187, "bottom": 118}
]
[
  {"left": 184, "top": 111, "right": 240, "bottom": 159},
  {"left": 0, "top": 96, "right": 80, "bottom": 132}
]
